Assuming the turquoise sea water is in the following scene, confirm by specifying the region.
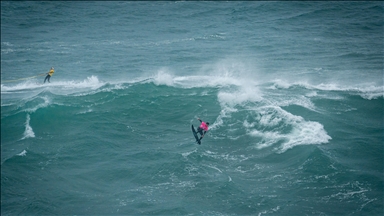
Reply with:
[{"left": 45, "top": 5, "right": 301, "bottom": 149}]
[{"left": 1, "top": 1, "right": 383, "bottom": 215}]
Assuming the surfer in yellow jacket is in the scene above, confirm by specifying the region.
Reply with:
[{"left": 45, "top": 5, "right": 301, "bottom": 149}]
[{"left": 44, "top": 67, "right": 54, "bottom": 83}]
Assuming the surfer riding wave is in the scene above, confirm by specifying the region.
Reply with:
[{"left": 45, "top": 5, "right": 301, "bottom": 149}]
[{"left": 196, "top": 118, "right": 209, "bottom": 142}]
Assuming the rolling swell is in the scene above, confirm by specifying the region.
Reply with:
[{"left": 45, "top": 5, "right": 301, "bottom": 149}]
[
  {"left": 1, "top": 69, "right": 383, "bottom": 215},
  {"left": 1, "top": 1, "right": 383, "bottom": 215}
]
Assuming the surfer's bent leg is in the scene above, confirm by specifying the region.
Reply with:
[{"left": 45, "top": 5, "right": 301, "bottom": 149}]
[{"left": 197, "top": 128, "right": 203, "bottom": 136}]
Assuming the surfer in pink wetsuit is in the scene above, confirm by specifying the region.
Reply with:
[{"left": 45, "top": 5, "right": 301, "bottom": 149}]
[{"left": 196, "top": 118, "right": 209, "bottom": 142}]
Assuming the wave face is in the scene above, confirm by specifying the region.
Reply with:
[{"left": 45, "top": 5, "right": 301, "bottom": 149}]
[{"left": 1, "top": 1, "right": 383, "bottom": 215}]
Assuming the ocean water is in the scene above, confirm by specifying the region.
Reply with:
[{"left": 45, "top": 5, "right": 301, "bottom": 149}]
[{"left": 1, "top": 1, "right": 383, "bottom": 215}]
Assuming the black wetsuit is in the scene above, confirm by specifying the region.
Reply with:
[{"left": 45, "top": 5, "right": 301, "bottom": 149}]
[{"left": 196, "top": 127, "right": 206, "bottom": 136}]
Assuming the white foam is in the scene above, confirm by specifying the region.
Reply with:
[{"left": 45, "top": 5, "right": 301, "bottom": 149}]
[
  {"left": 17, "top": 150, "right": 27, "bottom": 156},
  {"left": 50, "top": 75, "right": 104, "bottom": 92},
  {"left": 150, "top": 58, "right": 259, "bottom": 89},
  {"left": 255, "top": 108, "right": 284, "bottom": 127},
  {"left": 150, "top": 69, "right": 243, "bottom": 89},
  {"left": 182, "top": 148, "right": 197, "bottom": 158},
  {"left": 1, "top": 75, "right": 104, "bottom": 94},
  {"left": 246, "top": 106, "right": 331, "bottom": 153},
  {"left": 202, "top": 150, "right": 243, "bottom": 162},
  {"left": 249, "top": 130, "right": 283, "bottom": 149},
  {"left": 1, "top": 81, "right": 43, "bottom": 92},
  {"left": 209, "top": 106, "right": 238, "bottom": 130},
  {"left": 2, "top": 41, "right": 13, "bottom": 46},
  {"left": 21, "top": 114, "right": 35, "bottom": 140},
  {"left": 24, "top": 95, "right": 51, "bottom": 113},
  {"left": 357, "top": 86, "right": 384, "bottom": 100},
  {"left": 153, "top": 69, "right": 175, "bottom": 86},
  {"left": 269, "top": 79, "right": 383, "bottom": 100},
  {"left": 305, "top": 91, "right": 318, "bottom": 97},
  {"left": 268, "top": 79, "right": 292, "bottom": 89},
  {"left": 313, "top": 83, "right": 383, "bottom": 100},
  {"left": 218, "top": 85, "right": 263, "bottom": 107},
  {"left": 279, "top": 120, "right": 331, "bottom": 153},
  {"left": 77, "top": 108, "right": 93, "bottom": 115},
  {"left": 205, "top": 164, "right": 223, "bottom": 173}
]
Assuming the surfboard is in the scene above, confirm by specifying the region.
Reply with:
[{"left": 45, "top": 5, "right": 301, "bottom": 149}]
[{"left": 191, "top": 125, "right": 201, "bottom": 145}]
